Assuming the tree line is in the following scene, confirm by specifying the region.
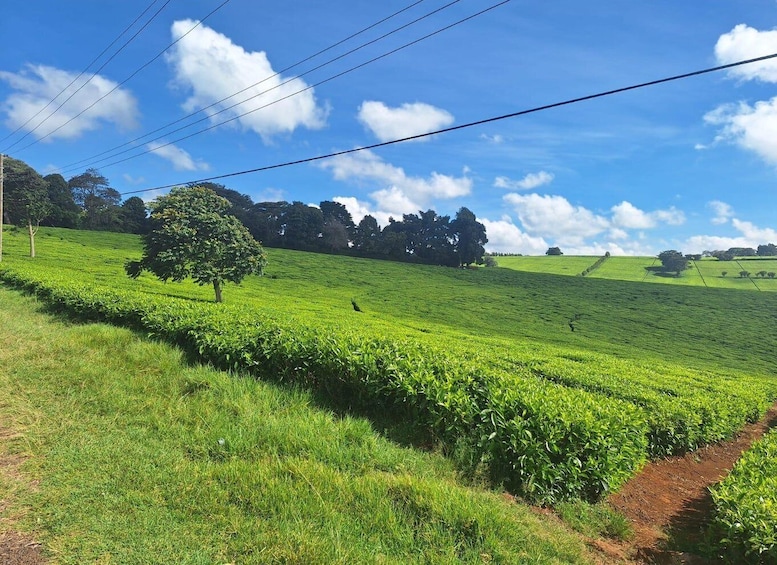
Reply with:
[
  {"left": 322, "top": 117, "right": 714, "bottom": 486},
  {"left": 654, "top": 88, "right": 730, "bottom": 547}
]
[{"left": 2, "top": 158, "right": 488, "bottom": 267}]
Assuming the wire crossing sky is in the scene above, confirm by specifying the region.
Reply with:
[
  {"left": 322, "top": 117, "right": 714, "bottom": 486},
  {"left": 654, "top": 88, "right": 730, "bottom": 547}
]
[{"left": 1, "top": 1, "right": 777, "bottom": 255}]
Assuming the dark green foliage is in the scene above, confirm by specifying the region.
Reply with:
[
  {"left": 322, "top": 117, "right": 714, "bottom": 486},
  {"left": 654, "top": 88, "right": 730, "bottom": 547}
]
[
  {"left": 579, "top": 253, "right": 610, "bottom": 276},
  {"left": 757, "top": 243, "right": 777, "bottom": 256},
  {"left": 68, "top": 168, "right": 122, "bottom": 230},
  {"left": 125, "top": 186, "right": 266, "bottom": 302},
  {"left": 119, "top": 197, "right": 149, "bottom": 234},
  {"left": 42, "top": 173, "right": 81, "bottom": 228},
  {"left": 658, "top": 250, "right": 689, "bottom": 276},
  {"left": 2, "top": 156, "right": 51, "bottom": 257},
  {"left": 451, "top": 207, "right": 487, "bottom": 266},
  {"left": 546, "top": 247, "right": 563, "bottom": 256}
]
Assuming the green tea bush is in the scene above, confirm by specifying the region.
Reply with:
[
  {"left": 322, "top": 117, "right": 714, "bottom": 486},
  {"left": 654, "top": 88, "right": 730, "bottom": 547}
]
[
  {"left": 0, "top": 264, "right": 647, "bottom": 503},
  {"left": 710, "top": 428, "right": 777, "bottom": 563}
]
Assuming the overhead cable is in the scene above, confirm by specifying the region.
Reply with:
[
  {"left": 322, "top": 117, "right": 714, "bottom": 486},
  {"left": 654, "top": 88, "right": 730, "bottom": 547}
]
[
  {"left": 11, "top": 0, "right": 233, "bottom": 154},
  {"left": 121, "top": 52, "right": 777, "bottom": 196},
  {"left": 0, "top": 0, "right": 168, "bottom": 149},
  {"left": 58, "top": 0, "right": 431, "bottom": 173}
]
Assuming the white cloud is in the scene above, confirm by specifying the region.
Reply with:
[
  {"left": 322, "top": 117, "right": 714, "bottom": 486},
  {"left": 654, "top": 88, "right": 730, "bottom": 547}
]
[
  {"left": 334, "top": 196, "right": 393, "bottom": 227},
  {"left": 611, "top": 201, "right": 685, "bottom": 229},
  {"left": 504, "top": 193, "right": 610, "bottom": 245},
  {"left": 684, "top": 218, "right": 777, "bottom": 253},
  {"left": 255, "top": 187, "right": 285, "bottom": 202},
  {"left": 321, "top": 150, "right": 471, "bottom": 220},
  {"left": 357, "top": 101, "right": 454, "bottom": 142},
  {"left": 122, "top": 174, "right": 146, "bottom": 185},
  {"left": 715, "top": 24, "right": 777, "bottom": 83},
  {"left": 708, "top": 200, "right": 734, "bottom": 225},
  {"left": 704, "top": 98, "right": 777, "bottom": 165},
  {"left": 494, "top": 171, "right": 554, "bottom": 190},
  {"left": 480, "top": 133, "right": 504, "bottom": 144},
  {"left": 166, "top": 19, "right": 326, "bottom": 142},
  {"left": 147, "top": 141, "right": 209, "bottom": 171},
  {"left": 0, "top": 64, "right": 138, "bottom": 140},
  {"left": 481, "top": 217, "right": 549, "bottom": 255}
]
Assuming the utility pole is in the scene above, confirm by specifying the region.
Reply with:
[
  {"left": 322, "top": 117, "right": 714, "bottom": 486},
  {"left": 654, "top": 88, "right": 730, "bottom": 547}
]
[{"left": 0, "top": 153, "right": 4, "bottom": 262}]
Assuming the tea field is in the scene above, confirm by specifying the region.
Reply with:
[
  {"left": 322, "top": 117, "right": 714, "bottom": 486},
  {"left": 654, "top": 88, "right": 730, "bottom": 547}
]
[
  {"left": 499, "top": 254, "right": 777, "bottom": 291},
  {"left": 1, "top": 226, "right": 776, "bottom": 558}
]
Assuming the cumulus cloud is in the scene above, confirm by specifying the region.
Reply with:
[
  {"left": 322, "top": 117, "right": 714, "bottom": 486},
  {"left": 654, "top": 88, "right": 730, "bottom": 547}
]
[
  {"left": 494, "top": 171, "right": 554, "bottom": 190},
  {"left": 165, "top": 19, "right": 326, "bottom": 141},
  {"left": 480, "top": 217, "right": 549, "bottom": 255},
  {"left": 321, "top": 150, "right": 472, "bottom": 220},
  {"left": 715, "top": 24, "right": 777, "bottom": 83},
  {"left": 147, "top": 141, "right": 209, "bottom": 171},
  {"left": 504, "top": 193, "right": 610, "bottom": 245},
  {"left": 684, "top": 218, "right": 777, "bottom": 253},
  {"left": 0, "top": 64, "right": 138, "bottom": 140},
  {"left": 611, "top": 201, "right": 685, "bottom": 229},
  {"left": 357, "top": 101, "right": 454, "bottom": 142},
  {"left": 708, "top": 200, "right": 734, "bottom": 225},
  {"left": 704, "top": 98, "right": 777, "bottom": 165}
]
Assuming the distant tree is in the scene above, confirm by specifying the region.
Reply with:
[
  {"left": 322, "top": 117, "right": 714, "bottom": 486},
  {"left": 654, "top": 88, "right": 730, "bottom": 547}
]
[
  {"left": 768, "top": 272, "right": 776, "bottom": 279},
  {"left": 756, "top": 270, "right": 768, "bottom": 278},
  {"left": 483, "top": 255, "right": 498, "bottom": 267},
  {"left": 68, "top": 168, "right": 121, "bottom": 230},
  {"left": 353, "top": 215, "right": 381, "bottom": 255},
  {"left": 546, "top": 247, "right": 563, "bottom": 256},
  {"left": 712, "top": 250, "right": 735, "bottom": 261},
  {"left": 3, "top": 157, "right": 51, "bottom": 257},
  {"left": 451, "top": 206, "right": 487, "bottom": 266},
  {"left": 728, "top": 247, "right": 756, "bottom": 257},
  {"left": 320, "top": 201, "right": 355, "bottom": 240},
  {"left": 42, "top": 173, "right": 80, "bottom": 228},
  {"left": 657, "top": 250, "right": 689, "bottom": 276},
  {"left": 320, "top": 220, "right": 350, "bottom": 252},
  {"left": 125, "top": 186, "right": 266, "bottom": 303},
  {"left": 119, "top": 197, "right": 149, "bottom": 234},
  {"left": 757, "top": 243, "right": 777, "bottom": 257},
  {"left": 283, "top": 201, "right": 323, "bottom": 251},
  {"left": 739, "top": 271, "right": 750, "bottom": 278},
  {"left": 721, "top": 271, "right": 728, "bottom": 278}
]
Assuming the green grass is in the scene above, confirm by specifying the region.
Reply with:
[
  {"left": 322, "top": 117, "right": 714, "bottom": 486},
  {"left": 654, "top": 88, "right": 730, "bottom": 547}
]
[
  {"left": 499, "top": 254, "right": 777, "bottom": 292},
  {"left": 6, "top": 227, "right": 777, "bottom": 375},
  {"left": 494, "top": 255, "right": 599, "bottom": 276},
  {"left": 0, "top": 287, "right": 592, "bottom": 564}
]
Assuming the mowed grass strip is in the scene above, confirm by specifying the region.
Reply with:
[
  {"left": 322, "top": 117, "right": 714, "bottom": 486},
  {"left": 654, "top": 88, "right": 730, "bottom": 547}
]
[{"left": 0, "top": 288, "right": 592, "bottom": 564}]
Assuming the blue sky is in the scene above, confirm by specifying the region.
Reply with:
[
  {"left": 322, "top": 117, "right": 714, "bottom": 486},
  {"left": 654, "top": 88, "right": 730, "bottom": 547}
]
[{"left": 2, "top": 0, "right": 777, "bottom": 255}]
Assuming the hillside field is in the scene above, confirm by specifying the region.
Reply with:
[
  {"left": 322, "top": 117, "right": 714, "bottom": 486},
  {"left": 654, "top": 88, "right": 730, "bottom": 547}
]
[
  {"left": 498, "top": 254, "right": 777, "bottom": 291},
  {"left": 1, "top": 226, "right": 776, "bottom": 560}
]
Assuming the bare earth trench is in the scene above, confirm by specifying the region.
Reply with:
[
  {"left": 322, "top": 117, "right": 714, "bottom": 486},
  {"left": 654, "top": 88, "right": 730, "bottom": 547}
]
[{"left": 2, "top": 403, "right": 776, "bottom": 564}]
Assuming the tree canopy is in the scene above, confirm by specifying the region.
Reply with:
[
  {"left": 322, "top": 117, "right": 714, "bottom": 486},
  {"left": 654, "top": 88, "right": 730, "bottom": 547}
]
[
  {"left": 658, "top": 250, "right": 689, "bottom": 276},
  {"left": 125, "top": 186, "right": 267, "bottom": 303},
  {"left": 3, "top": 156, "right": 51, "bottom": 257}
]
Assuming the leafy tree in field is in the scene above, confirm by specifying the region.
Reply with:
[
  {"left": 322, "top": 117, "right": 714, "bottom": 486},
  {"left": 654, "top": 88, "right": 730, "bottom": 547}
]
[
  {"left": 756, "top": 270, "right": 768, "bottom": 278},
  {"left": 42, "top": 173, "right": 81, "bottom": 228},
  {"left": 657, "top": 250, "right": 689, "bottom": 276},
  {"left": 68, "top": 168, "right": 122, "bottom": 230},
  {"left": 451, "top": 206, "right": 487, "bottom": 266},
  {"left": 353, "top": 215, "right": 381, "bottom": 255},
  {"left": 125, "top": 186, "right": 267, "bottom": 303},
  {"left": 3, "top": 156, "right": 51, "bottom": 257},
  {"left": 546, "top": 247, "right": 563, "bottom": 256},
  {"left": 768, "top": 272, "right": 776, "bottom": 279},
  {"left": 739, "top": 271, "right": 750, "bottom": 278},
  {"left": 320, "top": 201, "right": 356, "bottom": 241},
  {"left": 721, "top": 271, "right": 728, "bottom": 278},
  {"left": 119, "top": 196, "right": 149, "bottom": 234},
  {"left": 757, "top": 243, "right": 777, "bottom": 256}
]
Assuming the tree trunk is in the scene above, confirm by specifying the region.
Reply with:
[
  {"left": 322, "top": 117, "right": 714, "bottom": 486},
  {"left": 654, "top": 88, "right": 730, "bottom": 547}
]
[
  {"left": 213, "top": 279, "right": 223, "bottom": 303},
  {"left": 28, "top": 221, "right": 35, "bottom": 258}
]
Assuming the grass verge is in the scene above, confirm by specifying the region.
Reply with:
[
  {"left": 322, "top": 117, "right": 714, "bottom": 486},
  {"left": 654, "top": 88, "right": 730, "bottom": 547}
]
[{"left": 0, "top": 287, "right": 592, "bottom": 564}]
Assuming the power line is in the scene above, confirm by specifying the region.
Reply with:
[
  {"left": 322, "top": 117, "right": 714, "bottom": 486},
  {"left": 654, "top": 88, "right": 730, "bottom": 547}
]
[
  {"left": 67, "top": 0, "right": 507, "bottom": 175},
  {"left": 0, "top": 0, "right": 166, "bottom": 149},
  {"left": 11, "top": 0, "right": 233, "bottom": 154},
  {"left": 121, "top": 51, "right": 777, "bottom": 197},
  {"left": 57, "top": 0, "right": 431, "bottom": 173}
]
